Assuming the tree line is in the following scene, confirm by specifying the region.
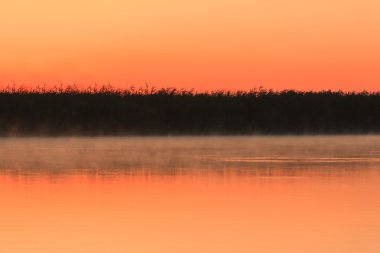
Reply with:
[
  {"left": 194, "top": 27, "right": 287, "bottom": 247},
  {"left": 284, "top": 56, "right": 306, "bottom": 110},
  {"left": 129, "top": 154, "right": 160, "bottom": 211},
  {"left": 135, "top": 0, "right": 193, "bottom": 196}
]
[{"left": 1, "top": 85, "right": 379, "bottom": 135}]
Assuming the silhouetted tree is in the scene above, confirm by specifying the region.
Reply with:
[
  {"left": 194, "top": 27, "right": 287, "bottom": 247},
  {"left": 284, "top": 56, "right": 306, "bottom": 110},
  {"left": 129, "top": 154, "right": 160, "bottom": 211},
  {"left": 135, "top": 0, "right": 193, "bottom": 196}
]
[{"left": 0, "top": 86, "right": 379, "bottom": 135}]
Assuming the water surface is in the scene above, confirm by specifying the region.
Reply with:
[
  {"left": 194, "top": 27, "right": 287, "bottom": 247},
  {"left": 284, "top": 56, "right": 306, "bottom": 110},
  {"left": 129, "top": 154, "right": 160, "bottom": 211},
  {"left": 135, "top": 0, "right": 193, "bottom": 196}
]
[{"left": 1, "top": 136, "right": 380, "bottom": 252}]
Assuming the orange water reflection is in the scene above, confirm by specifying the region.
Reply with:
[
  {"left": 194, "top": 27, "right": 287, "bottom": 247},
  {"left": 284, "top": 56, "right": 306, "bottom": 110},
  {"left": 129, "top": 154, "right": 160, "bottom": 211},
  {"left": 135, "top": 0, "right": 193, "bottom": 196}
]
[
  {"left": 1, "top": 136, "right": 380, "bottom": 252},
  {"left": 1, "top": 170, "right": 380, "bottom": 253}
]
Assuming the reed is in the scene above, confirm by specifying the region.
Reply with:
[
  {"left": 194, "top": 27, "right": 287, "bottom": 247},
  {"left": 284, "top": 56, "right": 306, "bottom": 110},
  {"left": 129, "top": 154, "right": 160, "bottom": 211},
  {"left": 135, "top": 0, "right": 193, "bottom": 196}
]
[{"left": 1, "top": 85, "right": 379, "bottom": 135}]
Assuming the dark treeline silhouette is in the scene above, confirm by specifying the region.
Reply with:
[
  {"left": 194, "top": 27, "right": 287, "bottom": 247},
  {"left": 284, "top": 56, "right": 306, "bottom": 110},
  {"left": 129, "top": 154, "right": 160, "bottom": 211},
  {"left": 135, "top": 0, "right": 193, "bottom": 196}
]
[{"left": 1, "top": 85, "right": 380, "bottom": 135}]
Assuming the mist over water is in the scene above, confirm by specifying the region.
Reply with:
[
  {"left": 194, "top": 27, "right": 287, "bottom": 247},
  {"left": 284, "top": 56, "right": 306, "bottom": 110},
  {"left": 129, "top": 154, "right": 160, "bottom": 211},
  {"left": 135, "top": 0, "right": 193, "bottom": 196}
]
[
  {"left": 1, "top": 135, "right": 380, "bottom": 174},
  {"left": 1, "top": 136, "right": 380, "bottom": 252}
]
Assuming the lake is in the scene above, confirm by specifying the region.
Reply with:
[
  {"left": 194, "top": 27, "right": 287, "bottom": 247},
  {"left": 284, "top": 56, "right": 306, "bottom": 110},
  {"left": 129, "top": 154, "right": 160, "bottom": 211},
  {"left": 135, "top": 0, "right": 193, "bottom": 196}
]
[{"left": 1, "top": 136, "right": 380, "bottom": 252}]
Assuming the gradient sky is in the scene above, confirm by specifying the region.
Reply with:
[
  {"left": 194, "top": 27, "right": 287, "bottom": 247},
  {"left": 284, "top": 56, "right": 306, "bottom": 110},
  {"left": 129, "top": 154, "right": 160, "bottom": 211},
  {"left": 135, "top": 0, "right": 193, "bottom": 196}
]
[{"left": 1, "top": 0, "right": 380, "bottom": 91}]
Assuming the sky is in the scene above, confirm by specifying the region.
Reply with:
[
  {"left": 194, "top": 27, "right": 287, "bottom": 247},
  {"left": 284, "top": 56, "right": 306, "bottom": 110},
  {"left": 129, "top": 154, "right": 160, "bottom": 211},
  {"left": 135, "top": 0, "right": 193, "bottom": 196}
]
[{"left": 1, "top": 0, "right": 380, "bottom": 91}]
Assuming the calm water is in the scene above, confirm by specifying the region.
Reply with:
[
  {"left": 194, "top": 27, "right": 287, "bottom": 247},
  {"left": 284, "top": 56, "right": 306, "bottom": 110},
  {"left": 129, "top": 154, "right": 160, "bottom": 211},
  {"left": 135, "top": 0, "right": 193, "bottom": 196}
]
[{"left": 1, "top": 136, "right": 380, "bottom": 252}]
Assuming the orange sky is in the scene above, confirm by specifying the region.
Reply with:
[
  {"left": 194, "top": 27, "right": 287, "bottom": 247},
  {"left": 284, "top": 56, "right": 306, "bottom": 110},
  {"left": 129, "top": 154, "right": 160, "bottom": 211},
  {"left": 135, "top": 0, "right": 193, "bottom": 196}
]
[{"left": 1, "top": 0, "right": 380, "bottom": 91}]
